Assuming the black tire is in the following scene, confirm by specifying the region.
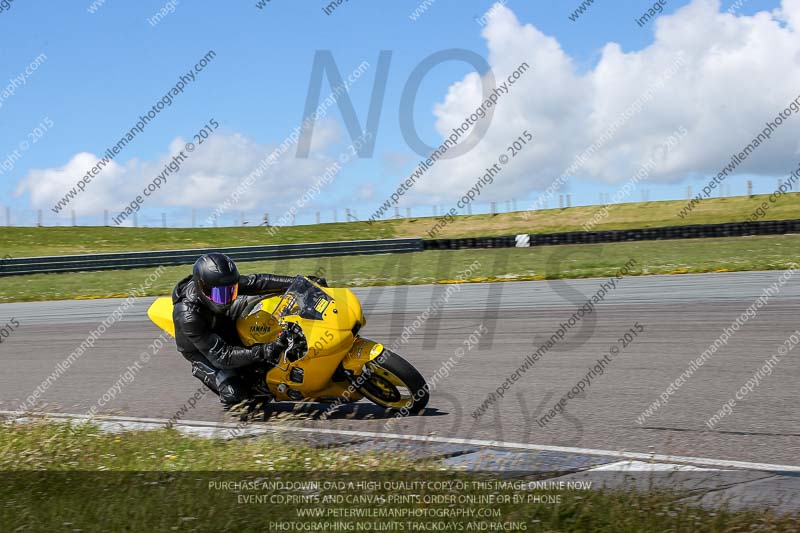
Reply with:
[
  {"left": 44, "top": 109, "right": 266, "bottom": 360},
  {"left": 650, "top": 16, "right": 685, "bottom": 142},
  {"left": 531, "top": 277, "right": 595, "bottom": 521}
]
[{"left": 357, "top": 350, "right": 429, "bottom": 414}]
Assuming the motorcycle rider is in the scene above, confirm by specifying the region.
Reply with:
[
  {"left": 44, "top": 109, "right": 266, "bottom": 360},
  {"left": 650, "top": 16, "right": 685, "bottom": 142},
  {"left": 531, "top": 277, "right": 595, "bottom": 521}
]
[{"left": 172, "top": 252, "right": 323, "bottom": 406}]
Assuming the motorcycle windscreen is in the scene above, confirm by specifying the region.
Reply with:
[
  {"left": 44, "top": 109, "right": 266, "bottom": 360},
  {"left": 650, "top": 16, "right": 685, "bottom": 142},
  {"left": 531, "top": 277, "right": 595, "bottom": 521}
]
[{"left": 277, "top": 277, "right": 332, "bottom": 321}]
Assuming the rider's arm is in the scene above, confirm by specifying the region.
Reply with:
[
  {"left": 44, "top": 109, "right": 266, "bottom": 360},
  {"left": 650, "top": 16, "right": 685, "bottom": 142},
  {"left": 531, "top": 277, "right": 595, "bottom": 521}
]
[
  {"left": 238, "top": 273, "right": 294, "bottom": 296},
  {"left": 176, "top": 303, "right": 261, "bottom": 369}
]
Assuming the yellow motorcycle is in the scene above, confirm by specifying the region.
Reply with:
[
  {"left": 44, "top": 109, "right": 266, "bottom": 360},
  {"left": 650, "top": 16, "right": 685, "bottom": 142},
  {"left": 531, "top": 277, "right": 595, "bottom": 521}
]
[{"left": 147, "top": 275, "right": 429, "bottom": 413}]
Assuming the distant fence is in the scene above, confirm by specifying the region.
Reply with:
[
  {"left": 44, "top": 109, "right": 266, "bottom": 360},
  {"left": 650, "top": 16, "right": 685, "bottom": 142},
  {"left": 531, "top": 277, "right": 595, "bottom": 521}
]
[{"left": 1, "top": 219, "right": 798, "bottom": 277}]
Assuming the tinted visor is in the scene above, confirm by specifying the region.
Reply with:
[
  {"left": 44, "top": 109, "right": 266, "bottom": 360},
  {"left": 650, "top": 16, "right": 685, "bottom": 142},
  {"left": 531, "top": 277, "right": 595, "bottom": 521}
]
[{"left": 205, "top": 283, "right": 239, "bottom": 305}]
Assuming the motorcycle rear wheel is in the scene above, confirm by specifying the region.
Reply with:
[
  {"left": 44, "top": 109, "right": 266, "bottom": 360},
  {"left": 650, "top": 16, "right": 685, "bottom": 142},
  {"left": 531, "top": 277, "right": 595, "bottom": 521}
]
[{"left": 357, "top": 350, "right": 429, "bottom": 413}]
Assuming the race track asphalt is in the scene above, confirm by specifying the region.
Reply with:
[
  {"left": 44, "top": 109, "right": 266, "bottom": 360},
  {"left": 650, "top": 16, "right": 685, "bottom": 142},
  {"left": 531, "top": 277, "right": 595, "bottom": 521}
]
[{"left": 1, "top": 270, "right": 798, "bottom": 465}]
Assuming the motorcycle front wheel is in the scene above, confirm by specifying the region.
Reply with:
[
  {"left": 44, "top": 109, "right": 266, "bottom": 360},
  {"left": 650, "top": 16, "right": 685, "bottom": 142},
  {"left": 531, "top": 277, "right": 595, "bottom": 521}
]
[{"left": 356, "top": 350, "right": 429, "bottom": 414}]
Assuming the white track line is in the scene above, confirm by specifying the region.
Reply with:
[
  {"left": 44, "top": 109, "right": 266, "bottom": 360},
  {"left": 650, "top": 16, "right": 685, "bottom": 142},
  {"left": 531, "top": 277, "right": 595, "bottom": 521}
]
[
  {"left": 4, "top": 410, "right": 800, "bottom": 473},
  {"left": 583, "top": 460, "right": 719, "bottom": 472}
]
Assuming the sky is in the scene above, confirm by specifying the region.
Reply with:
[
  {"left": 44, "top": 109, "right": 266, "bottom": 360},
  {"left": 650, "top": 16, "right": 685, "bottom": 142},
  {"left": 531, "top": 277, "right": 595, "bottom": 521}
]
[{"left": 0, "top": 0, "right": 795, "bottom": 228}]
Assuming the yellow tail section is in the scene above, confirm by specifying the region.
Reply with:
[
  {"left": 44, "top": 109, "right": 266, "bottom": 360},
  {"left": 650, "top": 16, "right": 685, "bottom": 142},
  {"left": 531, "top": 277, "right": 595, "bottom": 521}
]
[{"left": 148, "top": 297, "right": 176, "bottom": 337}]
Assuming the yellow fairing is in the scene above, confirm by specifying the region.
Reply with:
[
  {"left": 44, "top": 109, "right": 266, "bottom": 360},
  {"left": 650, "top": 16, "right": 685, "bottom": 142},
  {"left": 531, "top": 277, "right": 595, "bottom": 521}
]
[
  {"left": 341, "top": 338, "right": 385, "bottom": 375},
  {"left": 236, "top": 295, "right": 283, "bottom": 345},
  {"left": 147, "top": 297, "right": 176, "bottom": 337},
  {"left": 262, "top": 286, "right": 368, "bottom": 401}
]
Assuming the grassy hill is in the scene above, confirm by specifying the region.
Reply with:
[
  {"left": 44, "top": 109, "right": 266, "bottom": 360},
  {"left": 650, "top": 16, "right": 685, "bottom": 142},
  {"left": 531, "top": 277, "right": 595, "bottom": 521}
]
[{"left": 2, "top": 193, "right": 798, "bottom": 258}]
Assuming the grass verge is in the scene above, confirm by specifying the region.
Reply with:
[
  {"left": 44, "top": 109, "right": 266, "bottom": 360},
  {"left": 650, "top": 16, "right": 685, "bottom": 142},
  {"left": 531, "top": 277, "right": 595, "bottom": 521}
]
[
  {"left": 0, "top": 421, "right": 796, "bottom": 531},
  {"left": 3, "top": 193, "right": 799, "bottom": 257},
  {"left": 0, "top": 234, "right": 797, "bottom": 303}
]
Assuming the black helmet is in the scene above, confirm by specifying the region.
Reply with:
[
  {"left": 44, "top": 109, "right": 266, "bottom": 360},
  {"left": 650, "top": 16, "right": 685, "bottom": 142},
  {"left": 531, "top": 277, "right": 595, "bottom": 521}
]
[{"left": 192, "top": 253, "right": 240, "bottom": 313}]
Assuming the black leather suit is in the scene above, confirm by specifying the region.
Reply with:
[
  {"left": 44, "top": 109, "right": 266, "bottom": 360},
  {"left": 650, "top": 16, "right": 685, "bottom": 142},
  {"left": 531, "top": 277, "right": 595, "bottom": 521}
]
[{"left": 171, "top": 273, "right": 294, "bottom": 404}]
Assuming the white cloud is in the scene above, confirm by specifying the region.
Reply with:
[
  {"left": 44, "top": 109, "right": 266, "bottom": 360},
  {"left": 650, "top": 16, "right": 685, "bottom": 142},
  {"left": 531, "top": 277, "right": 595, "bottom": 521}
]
[
  {"left": 412, "top": 0, "right": 800, "bottom": 202},
  {"left": 15, "top": 124, "right": 340, "bottom": 216},
  {"left": 357, "top": 182, "right": 375, "bottom": 200}
]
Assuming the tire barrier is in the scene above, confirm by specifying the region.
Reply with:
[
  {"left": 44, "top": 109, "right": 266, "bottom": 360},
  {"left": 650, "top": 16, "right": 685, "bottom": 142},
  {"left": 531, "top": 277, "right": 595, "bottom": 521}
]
[{"left": 423, "top": 218, "right": 800, "bottom": 251}]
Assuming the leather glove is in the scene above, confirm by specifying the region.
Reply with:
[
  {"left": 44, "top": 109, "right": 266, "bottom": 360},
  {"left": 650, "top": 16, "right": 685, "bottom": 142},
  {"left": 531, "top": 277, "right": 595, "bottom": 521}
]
[
  {"left": 308, "top": 276, "right": 328, "bottom": 287},
  {"left": 278, "top": 322, "right": 304, "bottom": 344},
  {"left": 279, "top": 322, "right": 307, "bottom": 361},
  {"left": 251, "top": 339, "right": 287, "bottom": 365}
]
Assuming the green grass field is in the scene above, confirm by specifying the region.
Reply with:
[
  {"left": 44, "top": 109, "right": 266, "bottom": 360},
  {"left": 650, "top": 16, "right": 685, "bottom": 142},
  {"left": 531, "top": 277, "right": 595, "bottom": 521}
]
[
  {"left": 3, "top": 193, "right": 799, "bottom": 257},
  {"left": 1, "top": 234, "right": 797, "bottom": 303},
  {"left": 1, "top": 421, "right": 796, "bottom": 531}
]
